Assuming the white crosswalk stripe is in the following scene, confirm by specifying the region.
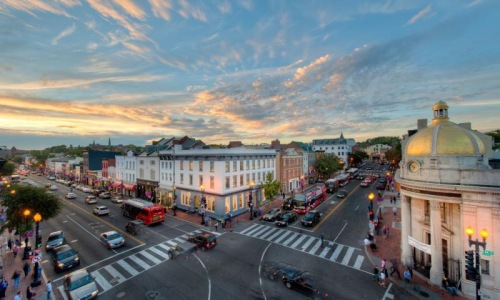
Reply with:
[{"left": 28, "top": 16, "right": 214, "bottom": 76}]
[
  {"left": 238, "top": 225, "right": 366, "bottom": 270},
  {"left": 58, "top": 229, "right": 220, "bottom": 297}
]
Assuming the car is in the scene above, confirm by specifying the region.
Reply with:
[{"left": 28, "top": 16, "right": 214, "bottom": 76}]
[
  {"left": 282, "top": 198, "right": 294, "bottom": 210},
  {"left": 46, "top": 230, "right": 65, "bottom": 251},
  {"left": 379, "top": 177, "right": 387, "bottom": 184},
  {"left": 48, "top": 185, "right": 58, "bottom": 191},
  {"left": 92, "top": 189, "right": 105, "bottom": 196},
  {"left": 356, "top": 175, "right": 365, "bottom": 180},
  {"left": 85, "top": 195, "right": 97, "bottom": 204},
  {"left": 82, "top": 187, "right": 92, "bottom": 193},
  {"left": 100, "top": 231, "right": 125, "bottom": 249},
  {"left": 51, "top": 244, "right": 80, "bottom": 272},
  {"left": 337, "top": 189, "right": 348, "bottom": 198},
  {"left": 187, "top": 231, "right": 217, "bottom": 250},
  {"left": 275, "top": 212, "right": 298, "bottom": 227},
  {"left": 366, "top": 167, "right": 373, "bottom": 170},
  {"left": 63, "top": 269, "right": 99, "bottom": 300},
  {"left": 301, "top": 210, "right": 320, "bottom": 227},
  {"left": 65, "top": 192, "right": 77, "bottom": 199},
  {"left": 48, "top": 176, "right": 56, "bottom": 180},
  {"left": 262, "top": 208, "right": 281, "bottom": 221},
  {"left": 111, "top": 196, "right": 123, "bottom": 204},
  {"left": 93, "top": 205, "right": 109, "bottom": 216},
  {"left": 376, "top": 183, "right": 386, "bottom": 190},
  {"left": 360, "top": 181, "right": 370, "bottom": 187},
  {"left": 99, "top": 192, "right": 111, "bottom": 199},
  {"left": 308, "top": 178, "right": 315, "bottom": 184},
  {"left": 263, "top": 262, "right": 320, "bottom": 298}
]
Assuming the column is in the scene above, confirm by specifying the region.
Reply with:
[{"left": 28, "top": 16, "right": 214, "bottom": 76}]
[
  {"left": 429, "top": 201, "right": 444, "bottom": 285},
  {"left": 401, "top": 195, "right": 413, "bottom": 267}
]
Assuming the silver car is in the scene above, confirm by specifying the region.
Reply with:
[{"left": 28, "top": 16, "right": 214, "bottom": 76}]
[
  {"left": 93, "top": 205, "right": 109, "bottom": 216},
  {"left": 100, "top": 231, "right": 125, "bottom": 249},
  {"left": 46, "top": 230, "right": 65, "bottom": 251},
  {"left": 63, "top": 269, "right": 98, "bottom": 300}
]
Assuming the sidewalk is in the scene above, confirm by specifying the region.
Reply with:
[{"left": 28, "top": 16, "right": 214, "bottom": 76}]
[
  {"left": 0, "top": 237, "right": 51, "bottom": 300},
  {"left": 364, "top": 192, "right": 468, "bottom": 300}
]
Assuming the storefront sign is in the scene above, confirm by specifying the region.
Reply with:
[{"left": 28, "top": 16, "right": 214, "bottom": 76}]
[{"left": 408, "top": 236, "right": 431, "bottom": 254}]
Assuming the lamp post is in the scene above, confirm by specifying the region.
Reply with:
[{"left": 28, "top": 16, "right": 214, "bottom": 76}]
[
  {"left": 200, "top": 184, "right": 206, "bottom": 225},
  {"left": 368, "top": 192, "right": 374, "bottom": 210},
  {"left": 34, "top": 213, "right": 42, "bottom": 249},
  {"left": 249, "top": 181, "right": 254, "bottom": 220},
  {"left": 465, "top": 227, "right": 489, "bottom": 300}
]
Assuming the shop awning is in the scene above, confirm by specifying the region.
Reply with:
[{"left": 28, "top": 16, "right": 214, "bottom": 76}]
[
  {"left": 123, "top": 184, "right": 136, "bottom": 190},
  {"left": 111, "top": 182, "right": 121, "bottom": 188}
]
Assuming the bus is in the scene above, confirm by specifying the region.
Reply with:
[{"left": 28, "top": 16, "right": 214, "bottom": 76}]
[
  {"left": 292, "top": 184, "right": 327, "bottom": 214},
  {"left": 121, "top": 198, "right": 166, "bottom": 225},
  {"left": 325, "top": 179, "right": 338, "bottom": 194},
  {"left": 11, "top": 175, "right": 21, "bottom": 183},
  {"left": 346, "top": 168, "right": 359, "bottom": 180},
  {"left": 336, "top": 173, "right": 350, "bottom": 187}
]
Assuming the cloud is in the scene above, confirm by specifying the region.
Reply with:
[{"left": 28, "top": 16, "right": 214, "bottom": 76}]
[
  {"left": 466, "top": 0, "right": 482, "bottom": 8},
  {"left": 51, "top": 23, "right": 76, "bottom": 45},
  {"left": 149, "top": 0, "right": 173, "bottom": 21},
  {"left": 58, "top": 0, "right": 81, "bottom": 8},
  {"left": 113, "top": 0, "right": 146, "bottom": 20},
  {"left": 1, "top": 0, "right": 74, "bottom": 18},
  {"left": 217, "top": 1, "right": 231, "bottom": 14},
  {"left": 407, "top": 5, "right": 432, "bottom": 25}
]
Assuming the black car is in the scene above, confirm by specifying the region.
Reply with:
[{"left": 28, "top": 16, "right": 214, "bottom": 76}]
[
  {"left": 275, "top": 212, "right": 298, "bottom": 227},
  {"left": 263, "top": 262, "right": 320, "bottom": 297},
  {"left": 282, "top": 198, "right": 294, "bottom": 210},
  {"left": 308, "top": 178, "right": 315, "bottom": 184},
  {"left": 379, "top": 177, "right": 387, "bottom": 184},
  {"left": 52, "top": 244, "right": 80, "bottom": 273},
  {"left": 376, "top": 183, "right": 385, "bottom": 190},
  {"left": 356, "top": 175, "right": 364, "bottom": 180},
  {"left": 336, "top": 189, "right": 348, "bottom": 198},
  {"left": 301, "top": 210, "right": 320, "bottom": 227},
  {"left": 187, "top": 231, "right": 217, "bottom": 250}
]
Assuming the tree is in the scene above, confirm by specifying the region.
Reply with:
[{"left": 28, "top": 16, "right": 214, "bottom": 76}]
[
  {"left": 0, "top": 161, "right": 16, "bottom": 176},
  {"left": 349, "top": 150, "right": 369, "bottom": 167},
  {"left": 261, "top": 172, "right": 281, "bottom": 203},
  {"left": 0, "top": 185, "right": 63, "bottom": 236},
  {"left": 485, "top": 129, "right": 500, "bottom": 150},
  {"left": 314, "top": 153, "right": 343, "bottom": 179},
  {"left": 385, "top": 141, "right": 402, "bottom": 165}
]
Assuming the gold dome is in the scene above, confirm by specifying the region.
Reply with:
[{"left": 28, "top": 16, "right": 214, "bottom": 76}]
[{"left": 406, "top": 101, "right": 485, "bottom": 156}]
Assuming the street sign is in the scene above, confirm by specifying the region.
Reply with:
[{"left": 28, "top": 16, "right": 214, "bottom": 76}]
[{"left": 483, "top": 250, "right": 494, "bottom": 256}]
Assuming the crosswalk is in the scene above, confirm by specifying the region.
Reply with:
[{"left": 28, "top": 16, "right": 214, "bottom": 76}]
[
  {"left": 57, "top": 229, "right": 222, "bottom": 297},
  {"left": 239, "top": 224, "right": 366, "bottom": 270}
]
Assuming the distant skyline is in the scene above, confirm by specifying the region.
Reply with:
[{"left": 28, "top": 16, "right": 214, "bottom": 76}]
[{"left": 1, "top": 1, "right": 499, "bottom": 150}]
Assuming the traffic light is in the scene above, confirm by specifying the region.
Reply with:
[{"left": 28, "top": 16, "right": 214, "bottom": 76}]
[
  {"left": 369, "top": 210, "right": 374, "bottom": 221},
  {"left": 35, "top": 235, "right": 43, "bottom": 249},
  {"left": 465, "top": 250, "right": 476, "bottom": 281}
]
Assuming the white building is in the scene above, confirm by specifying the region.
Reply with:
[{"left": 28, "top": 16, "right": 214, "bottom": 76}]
[
  {"left": 397, "top": 101, "right": 499, "bottom": 299},
  {"left": 364, "top": 144, "right": 392, "bottom": 160},
  {"left": 312, "top": 133, "right": 355, "bottom": 167},
  {"left": 114, "top": 150, "right": 137, "bottom": 197}
]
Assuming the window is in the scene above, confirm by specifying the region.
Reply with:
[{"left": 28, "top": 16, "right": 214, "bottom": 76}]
[
  {"left": 150, "top": 169, "right": 155, "bottom": 180},
  {"left": 151, "top": 160, "right": 155, "bottom": 165},
  {"left": 481, "top": 259, "right": 490, "bottom": 275},
  {"left": 180, "top": 174, "right": 184, "bottom": 184},
  {"left": 225, "top": 197, "right": 230, "bottom": 213},
  {"left": 257, "top": 160, "right": 261, "bottom": 169},
  {"left": 207, "top": 196, "right": 215, "bottom": 212},
  {"left": 180, "top": 161, "right": 184, "bottom": 170},
  {"left": 232, "top": 195, "right": 237, "bottom": 211},
  {"left": 240, "top": 161, "right": 243, "bottom": 171},
  {"left": 140, "top": 160, "right": 144, "bottom": 165},
  {"left": 252, "top": 160, "right": 255, "bottom": 170},
  {"left": 225, "top": 176, "right": 230, "bottom": 189},
  {"left": 199, "top": 175, "right": 203, "bottom": 186},
  {"left": 225, "top": 161, "right": 229, "bottom": 172},
  {"left": 246, "top": 174, "right": 249, "bottom": 184},
  {"left": 246, "top": 160, "right": 249, "bottom": 170},
  {"left": 440, "top": 203, "right": 447, "bottom": 224},
  {"left": 210, "top": 161, "right": 214, "bottom": 172},
  {"left": 189, "top": 161, "right": 193, "bottom": 171},
  {"left": 240, "top": 175, "right": 244, "bottom": 186},
  {"left": 210, "top": 176, "right": 214, "bottom": 189},
  {"left": 199, "top": 161, "right": 203, "bottom": 172},
  {"left": 139, "top": 169, "right": 144, "bottom": 178},
  {"left": 189, "top": 174, "right": 193, "bottom": 185},
  {"left": 233, "top": 175, "right": 237, "bottom": 188},
  {"left": 239, "top": 193, "right": 244, "bottom": 209},
  {"left": 252, "top": 173, "right": 255, "bottom": 182},
  {"left": 233, "top": 161, "right": 237, "bottom": 172},
  {"left": 257, "top": 172, "right": 261, "bottom": 182}
]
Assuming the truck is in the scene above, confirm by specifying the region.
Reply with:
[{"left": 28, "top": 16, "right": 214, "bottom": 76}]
[{"left": 121, "top": 198, "right": 165, "bottom": 225}]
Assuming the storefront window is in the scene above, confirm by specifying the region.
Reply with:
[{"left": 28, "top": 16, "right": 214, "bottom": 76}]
[
  {"left": 232, "top": 195, "right": 237, "bottom": 211},
  {"left": 239, "top": 193, "right": 244, "bottom": 208},
  {"left": 207, "top": 196, "right": 215, "bottom": 212},
  {"left": 225, "top": 197, "right": 230, "bottom": 213}
]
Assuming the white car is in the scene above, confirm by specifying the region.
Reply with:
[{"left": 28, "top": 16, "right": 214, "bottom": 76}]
[
  {"left": 93, "top": 206, "right": 109, "bottom": 216},
  {"left": 65, "top": 193, "right": 77, "bottom": 199},
  {"left": 111, "top": 197, "right": 123, "bottom": 204},
  {"left": 82, "top": 187, "right": 92, "bottom": 193},
  {"left": 85, "top": 196, "right": 97, "bottom": 204},
  {"left": 48, "top": 176, "right": 56, "bottom": 180},
  {"left": 100, "top": 231, "right": 125, "bottom": 249},
  {"left": 49, "top": 185, "right": 58, "bottom": 191}
]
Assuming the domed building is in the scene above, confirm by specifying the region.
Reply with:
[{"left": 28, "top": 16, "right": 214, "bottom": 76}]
[{"left": 397, "top": 101, "right": 499, "bottom": 299}]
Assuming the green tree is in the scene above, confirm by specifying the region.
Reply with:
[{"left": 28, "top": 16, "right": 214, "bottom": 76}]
[
  {"left": 485, "top": 129, "right": 500, "bottom": 150},
  {"left": 261, "top": 172, "right": 281, "bottom": 203},
  {"left": 349, "top": 150, "right": 369, "bottom": 167},
  {"left": 0, "top": 185, "right": 63, "bottom": 235},
  {"left": 0, "top": 161, "right": 16, "bottom": 176},
  {"left": 385, "top": 141, "right": 402, "bottom": 164},
  {"left": 314, "top": 153, "right": 342, "bottom": 179}
]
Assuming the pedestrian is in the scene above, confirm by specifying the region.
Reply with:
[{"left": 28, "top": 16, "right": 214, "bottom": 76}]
[
  {"left": 390, "top": 257, "right": 402, "bottom": 279},
  {"left": 7, "top": 239, "right": 12, "bottom": 251},
  {"left": 13, "top": 245, "right": 19, "bottom": 258},
  {"left": 33, "top": 262, "right": 41, "bottom": 281},
  {"left": 12, "top": 270, "right": 21, "bottom": 291},
  {"left": 321, "top": 234, "right": 324, "bottom": 247},
  {"left": 442, "top": 277, "right": 458, "bottom": 296},
  {"left": 14, "top": 291, "right": 21, "bottom": 300},
  {"left": 381, "top": 258, "right": 386, "bottom": 269},
  {"left": 24, "top": 237, "right": 29, "bottom": 248},
  {"left": 373, "top": 266, "right": 380, "bottom": 281},
  {"left": 0, "top": 278, "right": 8, "bottom": 298},
  {"left": 282, "top": 192, "right": 285, "bottom": 199},
  {"left": 26, "top": 285, "right": 36, "bottom": 300},
  {"left": 370, "top": 241, "right": 377, "bottom": 252},
  {"left": 385, "top": 225, "right": 390, "bottom": 238},
  {"left": 172, "top": 203, "right": 177, "bottom": 216},
  {"left": 404, "top": 268, "right": 412, "bottom": 283},
  {"left": 215, "top": 220, "right": 219, "bottom": 231},
  {"left": 46, "top": 279, "right": 52, "bottom": 300},
  {"left": 379, "top": 268, "right": 387, "bottom": 287},
  {"left": 392, "top": 206, "right": 397, "bottom": 216},
  {"left": 15, "top": 239, "right": 21, "bottom": 247},
  {"left": 227, "top": 213, "right": 232, "bottom": 229},
  {"left": 23, "top": 261, "right": 31, "bottom": 277}
]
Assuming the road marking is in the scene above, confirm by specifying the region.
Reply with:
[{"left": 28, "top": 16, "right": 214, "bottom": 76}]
[
  {"left": 353, "top": 255, "right": 365, "bottom": 270},
  {"left": 282, "top": 232, "right": 299, "bottom": 246},
  {"left": 260, "top": 228, "right": 279, "bottom": 239},
  {"left": 382, "top": 283, "right": 394, "bottom": 300},
  {"left": 116, "top": 259, "right": 139, "bottom": 276},
  {"left": 319, "top": 246, "right": 330, "bottom": 258},
  {"left": 240, "top": 224, "right": 259, "bottom": 235},
  {"left": 354, "top": 205, "right": 359, "bottom": 211},
  {"left": 332, "top": 222, "right": 348, "bottom": 244},
  {"left": 139, "top": 249, "right": 163, "bottom": 264},
  {"left": 104, "top": 265, "right": 125, "bottom": 283},
  {"left": 330, "top": 244, "right": 344, "bottom": 262},
  {"left": 274, "top": 231, "right": 293, "bottom": 244},
  {"left": 149, "top": 246, "right": 168, "bottom": 258},
  {"left": 290, "top": 234, "right": 307, "bottom": 248},
  {"left": 313, "top": 185, "right": 360, "bottom": 232},
  {"left": 300, "top": 236, "right": 315, "bottom": 250},
  {"left": 193, "top": 253, "right": 211, "bottom": 300},
  {"left": 92, "top": 270, "right": 113, "bottom": 291},
  {"left": 307, "top": 239, "right": 323, "bottom": 254},
  {"left": 253, "top": 226, "right": 272, "bottom": 237},
  {"left": 258, "top": 243, "right": 273, "bottom": 300},
  {"left": 265, "top": 229, "right": 282, "bottom": 241},
  {"left": 341, "top": 247, "right": 354, "bottom": 265},
  {"left": 128, "top": 255, "right": 150, "bottom": 270}
]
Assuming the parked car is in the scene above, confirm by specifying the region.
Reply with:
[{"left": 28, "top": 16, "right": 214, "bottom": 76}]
[
  {"left": 63, "top": 269, "right": 99, "bottom": 300},
  {"left": 85, "top": 196, "right": 97, "bottom": 204},
  {"left": 187, "top": 231, "right": 217, "bottom": 250},
  {"left": 46, "top": 230, "right": 65, "bottom": 251},
  {"left": 111, "top": 196, "right": 123, "bottom": 204},
  {"left": 48, "top": 176, "right": 56, "bottom": 180},
  {"left": 337, "top": 189, "right": 348, "bottom": 198},
  {"left": 48, "top": 185, "right": 58, "bottom": 191},
  {"left": 82, "top": 187, "right": 92, "bottom": 193},
  {"left": 100, "top": 231, "right": 125, "bottom": 249},
  {"left": 262, "top": 208, "right": 281, "bottom": 222},
  {"left": 92, "top": 189, "right": 105, "bottom": 196},
  {"left": 65, "top": 193, "right": 77, "bottom": 199},
  {"left": 275, "top": 212, "right": 298, "bottom": 227},
  {"left": 99, "top": 192, "right": 111, "bottom": 199},
  {"left": 301, "top": 210, "right": 321, "bottom": 227},
  {"left": 51, "top": 244, "right": 80, "bottom": 272},
  {"left": 93, "top": 205, "right": 110, "bottom": 216}
]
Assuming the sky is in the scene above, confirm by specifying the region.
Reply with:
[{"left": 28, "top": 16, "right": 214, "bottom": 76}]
[{"left": 1, "top": 0, "right": 499, "bottom": 150}]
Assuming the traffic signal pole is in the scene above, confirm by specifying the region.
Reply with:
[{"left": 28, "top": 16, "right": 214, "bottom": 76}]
[{"left": 465, "top": 233, "right": 487, "bottom": 300}]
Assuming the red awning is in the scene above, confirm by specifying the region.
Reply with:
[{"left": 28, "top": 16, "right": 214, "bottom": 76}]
[
  {"left": 123, "top": 184, "right": 136, "bottom": 190},
  {"left": 111, "top": 182, "right": 121, "bottom": 187}
]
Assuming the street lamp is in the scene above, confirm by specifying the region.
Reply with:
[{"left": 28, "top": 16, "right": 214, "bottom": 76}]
[
  {"left": 465, "top": 227, "right": 489, "bottom": 300},
  {"left": 368, "top": 192, "right": 374, "bottom": 210},
  {"left": 34, "top": 213, "right": 42, "bottom": 249},
  {"left": 249, "top": 181, "right": 254, "bottom": 220},
  {"left": 200, "top": 184, "right": 206, "bottom": 225}
]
